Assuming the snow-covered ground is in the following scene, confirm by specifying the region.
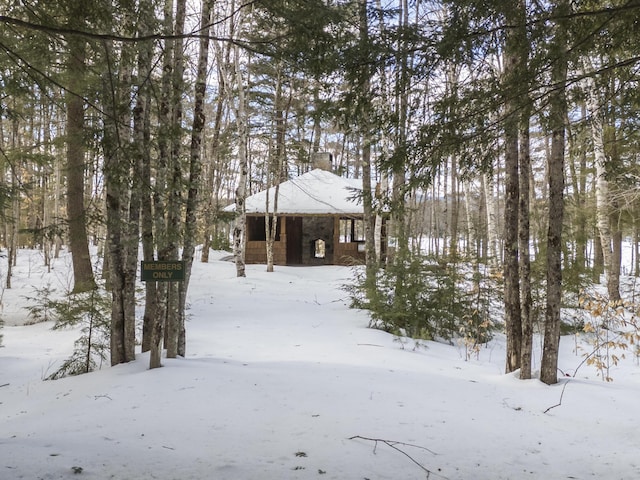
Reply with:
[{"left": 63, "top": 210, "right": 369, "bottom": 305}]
[{"left": 1, "top": 249, "right": 640, "bottom": 479}]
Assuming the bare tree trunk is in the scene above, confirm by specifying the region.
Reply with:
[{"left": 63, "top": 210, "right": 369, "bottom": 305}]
[
  {"left": 519, "top": 112, "right": 533, "bottom": 380},
  {"left": 503, "top": 135, "right": 521, "bottom": 373},
  {"left": 634, "top": 221, "right": 640, "bottom": 277},
  {"left": 483, "top": 172, "right": 499, "bottom": 267},
  {"left": 6, "top": 115, "right": 19, "bottom": 289},
  {"left": 103, "top": 31, "right": 137, "bottom": 366},
  {"left": 462, "top": 181, "right": 476, "bottom": 259},
  {"left": 501, "top": 0, "right": 532, "bottom": 377},
  {"left": 165, "top": 0, "right": 187, "bottom": 359},
  {"left": 148, "top": 0, "right": 176, "bottom": 366},
  {"left": 137, "top": 0, "right": 157, "bottom": 356},
  {"left": 232, "top": 20, "right": 249, "bottom": 278},
  {"left": 201, "top": 87, "right": 228, "bottom": 264},
  {"left": 566, "top": 104, "right": 588, "bottom": 270},
  {"left": 178, "top": 0, "right": 214, "bottom": 358},
  {"left": 104, "top": 75, "right": 130, "bottom": 366},
  {"left": 357, "top": 0, "right": 377, "bottom": 288},
  {"left": 266, "top": 63, "right": 286, "bottom": 272},
  {"left": 120, "top": 40, "right": 138, "bottom": 365},
  {"left": 540, "top": 0, "right": 569, "bottom": 385},
  {"left": 65, "top": 24, "right": 95, "bottom": 293},
  {"left": 374, "top": 174, "right": 388, "bottom": 263},
  {"left": 449, "top": 155, "right": 460, "bottom": 260},
  {"left": 584, "top": 62, "right": 621, "bottom": 301},
  {"left": 373, "top": 0, "right": 391, "bottom": 265}
]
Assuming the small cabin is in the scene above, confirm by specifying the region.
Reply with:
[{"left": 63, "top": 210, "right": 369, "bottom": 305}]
[{"left": 225, "top": 168, "right": 382, "bottom": 266}]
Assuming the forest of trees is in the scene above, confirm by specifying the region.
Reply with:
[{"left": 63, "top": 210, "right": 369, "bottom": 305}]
[{"left": 0, "top": 0, "right": 639, "bottom": 384}]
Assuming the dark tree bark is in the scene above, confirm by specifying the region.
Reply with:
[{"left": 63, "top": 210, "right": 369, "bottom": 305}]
[
  {"left": 133, "top": 0, "right": 160, "bottom": 362},
  {"left": 165, "top": 0, "right": 187, "bottom": 359},
  {"left": 138, "top": 0, "right": 158, "bottom": 356},
  {"left": 147, "top": 0, "right": 176, "bottom": 367},
  {"left": 519, "top": 113, "right": 533, "bottom": 380},
  {"left": 104, "top": 66, "right": 132, "bottom": 366},
  {"left": 540, "top": 0, "right": 569, "bottom": 386},
  {"left": 502, "top": 0, "right": 524, "bottom": 374},
  {"left": 65, "top": 18, "right": 95, "bottom": 293},
  {"left": 103, "top": 31, "right": 137, "bottom": 366},
  {"left": 357, "top": 0, "right": 377, "bottom": 290},
  {"left": 178, "top": 0, "right": 214, "bottom": 357}
]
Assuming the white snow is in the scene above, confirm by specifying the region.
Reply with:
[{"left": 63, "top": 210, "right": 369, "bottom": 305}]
[
  {"left": 224, "top": 169, "right": 364, "bottom": 215},
  {"left": 2, "top": 249, "right": 640, "bottom": 480}
]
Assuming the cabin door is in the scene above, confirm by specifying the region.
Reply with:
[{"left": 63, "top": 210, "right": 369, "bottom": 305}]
[{"left": 286, "top": 216, "right": 303, "bottom": 264}]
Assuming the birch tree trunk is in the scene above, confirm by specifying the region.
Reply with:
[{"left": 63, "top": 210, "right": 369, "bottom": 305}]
[
  {"left": 374, "top": 174, "right": 388, "bottom": 263},
  {"left": 463, "top": 181, "right": 477, "bottom": 258},
  {"left": 232, "top": 17, "right": 249, "bottom": 278},
  {"left": 483, "top": 172, "right": 499, "bottom": 266},
  {"left": 449, "top": 155, "right": 460, "bottom": 260},
  {"left": 266, "top": 64, "right": 286, "bottom": 273},
  {"left": 583, "top": 62, "right": 621, "bottom": 302}
]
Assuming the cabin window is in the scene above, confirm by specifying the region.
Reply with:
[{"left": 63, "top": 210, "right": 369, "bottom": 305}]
[
  {"left": 247, "top": 216, "right": 281, "bottom": 241},
  {"left": 314, "top": 239, "right": 326, "bottom": 258},
  {"left": 339, "top": 218, "right": 365, "bottom": 243}
]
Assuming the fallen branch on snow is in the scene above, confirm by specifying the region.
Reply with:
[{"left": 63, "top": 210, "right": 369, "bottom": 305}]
[
  {"left": 348, "top": 435, "right": 447, "bottom": 479},
  {"left": 543, "top": 379, "right": 570, "bottom": 414}
]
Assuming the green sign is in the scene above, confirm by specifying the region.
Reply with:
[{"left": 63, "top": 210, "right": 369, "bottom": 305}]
[{"left": 140, "top": 261, "right": 185, "bottom": 282}]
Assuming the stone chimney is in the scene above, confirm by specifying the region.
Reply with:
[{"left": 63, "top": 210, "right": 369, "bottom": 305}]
[{"left": 311, "top": 152, "right": 333, "bottom": 171}]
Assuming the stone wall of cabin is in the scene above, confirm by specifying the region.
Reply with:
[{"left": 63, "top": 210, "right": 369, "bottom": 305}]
[
  {"left": 301, "top": 216, "right": 334, "bottom": 265},
  {"left": 243, "top": 214, "right": 368, "bottom": 266}
]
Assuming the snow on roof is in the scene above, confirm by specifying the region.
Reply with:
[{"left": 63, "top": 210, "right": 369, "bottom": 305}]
[{"left": 224, "top": 168, "right": 364, "bottom": 215}]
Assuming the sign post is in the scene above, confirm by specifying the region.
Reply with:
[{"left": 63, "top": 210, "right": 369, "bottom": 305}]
[{"left": 140, "top": 261, "right": 186, "bottom": 282}]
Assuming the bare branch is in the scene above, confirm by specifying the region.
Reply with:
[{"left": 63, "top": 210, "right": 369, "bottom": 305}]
[
  {"left": 543, "top": 379, "right": 570, "bottom": 414},
  {"left": 349, "top": 435, "right": 446, "bottom": 479},
  {"left": 0, "top": 13, "right": 281, "bottom": 53}
]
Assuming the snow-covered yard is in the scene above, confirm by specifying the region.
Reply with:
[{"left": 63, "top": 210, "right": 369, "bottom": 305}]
[{"left": 1, "top": 249, "right": 640, "bottom": 479}]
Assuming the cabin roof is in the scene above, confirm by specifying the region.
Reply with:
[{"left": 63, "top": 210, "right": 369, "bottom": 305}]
[{"left": 224, "top": 168, "right": 364, "bottom": 215}]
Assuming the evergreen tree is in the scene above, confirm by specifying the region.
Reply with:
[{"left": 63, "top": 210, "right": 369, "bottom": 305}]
[{"left": 63, "top": 0, "right": 96, "bottom": 294}]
